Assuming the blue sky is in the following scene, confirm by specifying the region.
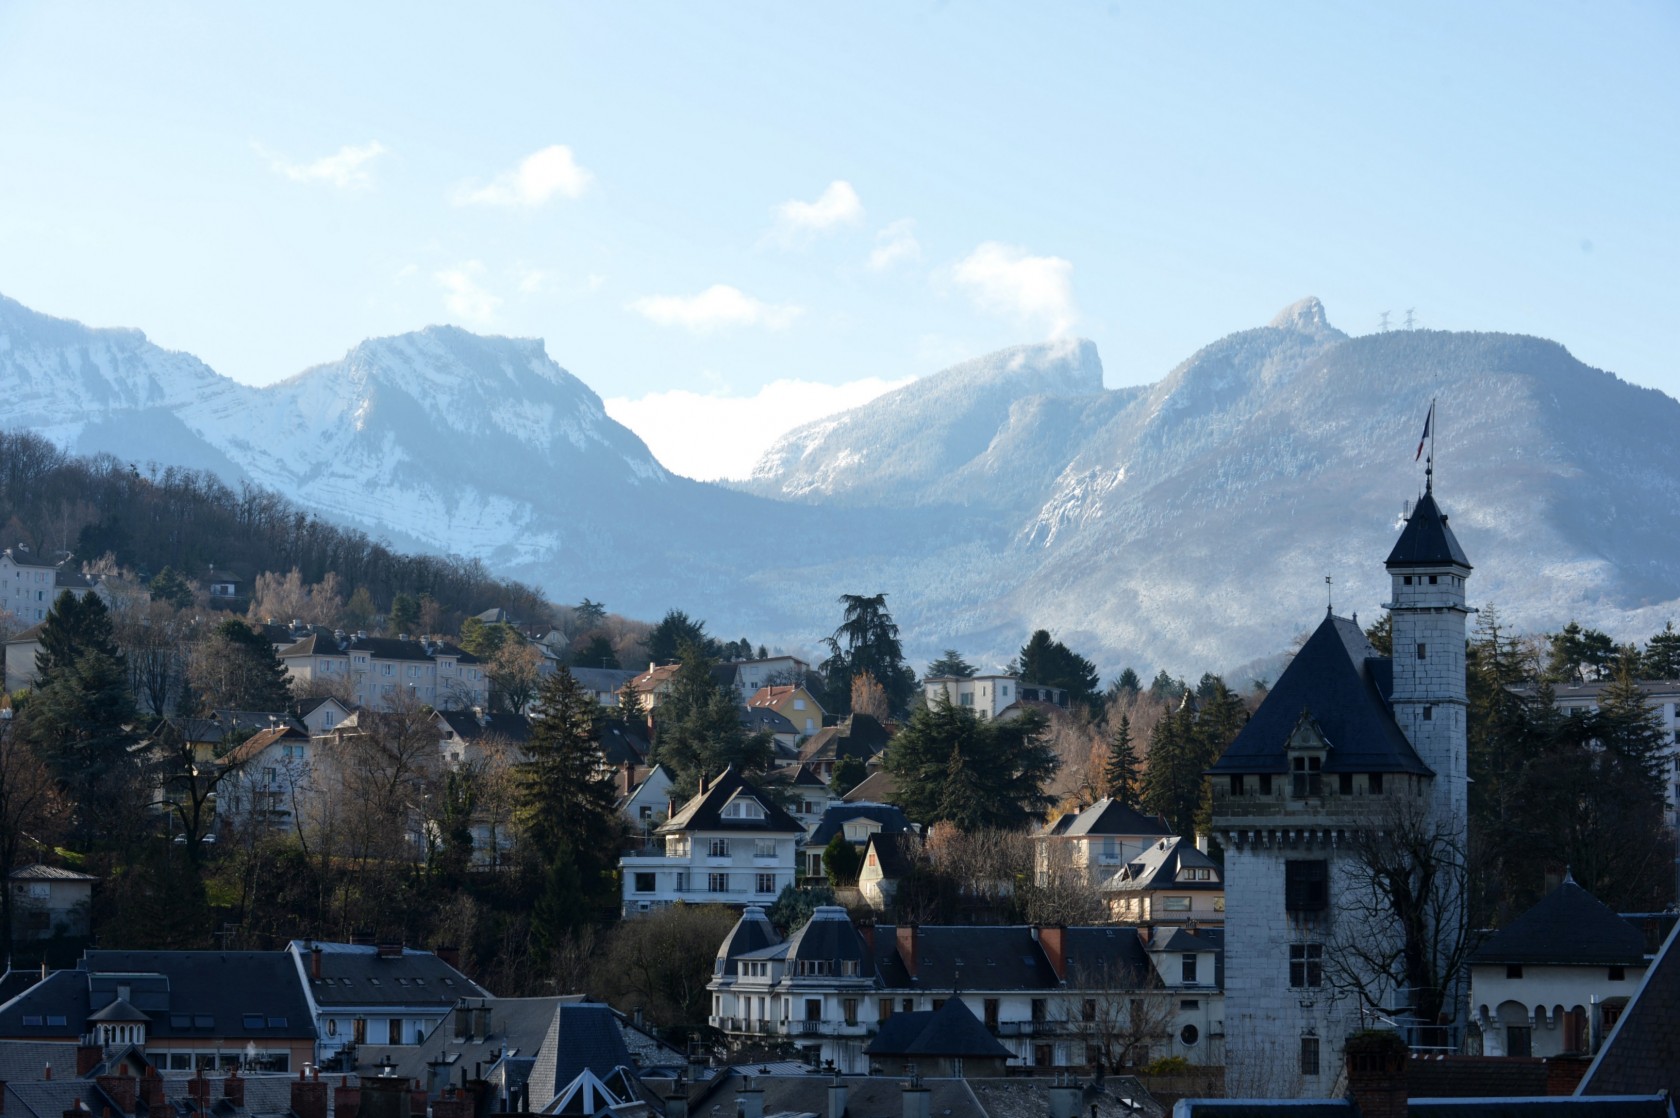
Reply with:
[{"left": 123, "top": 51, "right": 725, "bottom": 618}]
[{"left": 2, "top": 2, "right": 1675, "bottom": 479}]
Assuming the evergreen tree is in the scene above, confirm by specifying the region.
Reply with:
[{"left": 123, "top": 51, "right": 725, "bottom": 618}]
[
  {"left": 645, "top": 609, "right": 716, "bottom": 665},
  {"left": 823, "top": 833, "right": 862, "bottom": 886},
  {"left": 1104, "top": 714, "right": 1140, "bottom": 806},
  {"left": 1140, "top": 697, "right": 1201, "bottom": 840},
  {"left": 829, "top": 754, "right": 867, "bottom": 797},
  {"left": 883, "top": 697, "right": 1058, "bottom": 829},
  {"left": 388, "top": 592, "right": 421, "bottom": 635},
  {"left": 821, "top": 593, "right": 915, "bottom": 716},
  {"left": 1544, "top": 621, "right": 1616, "bottom": 684},
  {"left": 1015, "top": 630, "right": 1102, "bottom": 711},
  {"left": 189, "top": 618, "right": 292, "bottom": 713},
  {"left": 572, "top": 634, "right": 620, "bottom": 670},
  {"left": 147, "top": 565, "right": 194, "bottom": 609},
  {"left": 1106, "top": 667, "right": 1142, "bottom": 702},
  {"left": 1363, "top": 611, "right": 1393, "bottom": 655},
  {"left": 35, "top": 589, "right": 122, "bottom": 678},
  {"left": 652, "top": 644, "right": 773, "bottom": 796},
  {"left": 1146, "top": 670, "right": 1186, "bottom": 704},
  {"left": 516, "top": 669, "right": 624, "bottom": 931},
  {"left": 575, "top": 598, "right": 607, "bottom": 629},
  {"left": 1642, "top": 621, "right": 1680, "bottom": 680},
  {"left": 925, "top": 650, "right": 977, "bottom": 679}
]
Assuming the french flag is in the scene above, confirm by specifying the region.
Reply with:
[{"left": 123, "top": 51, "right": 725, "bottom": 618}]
[{"left": 1415, "top": 400, "right": 1434, "bottom": 462}]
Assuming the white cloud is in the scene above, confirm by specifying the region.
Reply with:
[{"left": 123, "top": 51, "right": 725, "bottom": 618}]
[
  {"left": 455, "top": 145, "right": 593, "bottom": 207},
  {"left": 604, "top": 374, "right": 913, "bottom": 481},
  {"left": 256, "top": 141, "right": 387, "bottom": 189},
  {"left": 629, "top": 284, "right": 801, "bottom": 333},
  {"left": 869, "top": 219, "right": 922, "bottom": 270},
  {"left": 771, "top": 180, "right": 864, "bottom": 243},
  {"left": 951, "top": 241, "right": 1078, "bottom": 337},
  {"left": 434, "top": 262, "right": 500, "bottom": 324}
]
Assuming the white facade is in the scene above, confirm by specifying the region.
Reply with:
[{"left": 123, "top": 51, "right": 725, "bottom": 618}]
[
  {"left": 620, "top": 828, "right": 798, "bottom": 915},
  {"left": 280, "top": 633, "right": 489, "bottom": 711},
  {"left": 922, "top": 674, "right": 1017, "bottom": 720},
  {"left": 1470, "top": 960, "right": 1645, "bottom": 1058},
  {"left": 0, "top": 549, "right": 59, "bottom": 625}
]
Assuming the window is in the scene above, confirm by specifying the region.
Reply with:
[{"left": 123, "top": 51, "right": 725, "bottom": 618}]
[
  {"left": 1428, "top": 575, "right": 1438, "bottom": 585},
  {"left": 1506, "top": 1025, "right": 1532, "bottom": 1057},
  {"left": 1290, "top": 944, "right": 1323, "bottom": 988},
  {"left": 634, "top": 872, "right": 656, "bottom": 893},
  {"left": 1608, "top": 966, "right": 1626, "bottom": 981},
  {"left": 1180, "top": 999, "right": 1200, "bottom": 1010},
  {"left": 1031, "top": 998, "right": 1047, "bottom": 1023},
  {"left": 1300, "top": 1036, "right": 1320, "bottom": 1077},
  {"left": 1285, "top": 860, "right": 1329, "bottom": 912},
  {"left": 389, "top": 1019, "right": 403, "bottom": 1045},
  {"left": 1403, "top": 575, "right": 1412, "bottom": 585},
  {"left": 755, "top": 839, "right": 778, "bottom": 858},
  {"left": 1163, "top": 896, "right": 1191, "bottom": 912},
  {"left": 243, "top": 1014, "right": 265, "bottom": 1029},
  {"left": 843, "top": 998, "right": 858, "bottom": 1026},
  {"left": 1258, "top": 773, "right": 1273, "bottom": 795},
  {"left": 902, "top": 999, "right": 914, "bottom": 1012},
  {"left": 879, "top": 999, "right": 893, "bottom": 1022},
  {"left": 1230, "top": 774, "right": 1244, "bottom": 795},
  {"left": 1086, "top": 1045, "right": 1102, "bottom": 1067},
  {"left": 959, "top": 693, "right": 973, "bottom": 706},
  {"left": 1034, "top": 1044, "right": 1052, "bottom": 1068},
  {"left": 723, "top": 799, "right": 766, "bottom": 820},
  {"left": 1506, "top": 964, "right": 1523, "bottom": 980},
  {"left": 1417, "top": 642, "right": 1428, "bottom": 660},
  {"left": 1180, "top": 1024, "right": 1199, "bottom": 1046},
  {"left": 1422, "top": 706, "right": 1433, "bottom": 721},
  {"left": 1181, "top": 954, "right": 1198, "bottom": 984},
  {"left": 1369, "top": 773, "right": 1383, "bottom": 793},
  {"left": 1339, "top": 773, "right": 1354, "bottom": 795},
  {"left": 709, "top": 838, "right": 731, "bottom": 857},
  {"left": 1292, "top": 755, "right": 1322, "bottom": 797},
  {"left": 1081, "top": 999, "right": 1096, "bottom": 1022},
  {"left": 794, "top": 699, "right": 806, "bottom": 710},
  {"left": 708, "top": 873, "right": 730, "bottom": 893},
  {"left": 755, "top": 873, "right": 777, "bottom": 894}
]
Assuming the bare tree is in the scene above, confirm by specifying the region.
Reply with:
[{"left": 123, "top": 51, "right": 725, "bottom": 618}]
[
  {"left": 0, "top": 712, "right": 69, "bottom": 952},
  {"left": 1324, "top": 798, "right": 1476, "bottom": 1047},
  {"left": 1060, "top": 953, "right": 1178, "bottom": 1070},
  {"left": 1025, "top": 838, "right": 1108, "bottom": 925}
]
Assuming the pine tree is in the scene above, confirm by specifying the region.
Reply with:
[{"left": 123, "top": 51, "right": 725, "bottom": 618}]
[
  {"left": 1642, "top": 621, "right": 1680, "bottom": 680},
  {"left": 652, "top": 644, "right": 772, "bottom": 797},
  {"left": 1104, "top": 714, "right": 1140, "bottom": 807},
  {"left": 35, "top": 589, "right": 122, "bottom": 679},
  {"left": 884, "top": 696, "right": 1058, "bottom": 829},
  {"left": 925, "top": 650, "right": 976, "bottom": 679},
  {"left": 822, "top": 593, "right": 915, "bottom": 716}
]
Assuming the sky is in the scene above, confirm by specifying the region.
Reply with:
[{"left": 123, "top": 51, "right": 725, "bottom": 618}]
[{"left": 1, "top": 3, "right": 1675, "bottom": 481}]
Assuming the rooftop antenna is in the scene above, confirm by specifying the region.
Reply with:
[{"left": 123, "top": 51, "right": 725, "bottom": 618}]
[{"left": 1379, "top": 310, "right": 1391, "bottom": 332}]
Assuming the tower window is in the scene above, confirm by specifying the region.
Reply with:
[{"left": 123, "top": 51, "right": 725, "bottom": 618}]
[
  {"left": 1300, "top": 1036, "right": 1320, "bottom": 1077},
  {"left": 1292, "top": 756, "right": 1322, "bottom": 797},
  {"left": 1285, "top": 860, "right": 1329, "bottom": 912},
  {"left": 1403, "top": 576, "right": 1412, "bottom": 585},
  {"left": 1369, "top": 773, "right": 1383, "bottom": 793},
  {"left": 1230, "top": 774, "right": 1245, "bottom": 795},
  {"left": 1423, "top": 706, "right": 1433, "bottom": 721},
  {"left": 1428, "top": 575, "right": 1438, "bottom": 584},
  {"left": 1417, "top": 643, "right": 1427, "bottom": 660},
  {"left": 1338, "top": 773, "right": 1353, "bottom": 795},
  {"left": 1258, "top": 773, "right": 1273, "bottom": 795}
]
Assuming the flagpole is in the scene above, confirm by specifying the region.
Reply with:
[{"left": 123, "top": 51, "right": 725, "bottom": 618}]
[{"left": 1426, "top": 397, "right": 1436, "bottom": 495}]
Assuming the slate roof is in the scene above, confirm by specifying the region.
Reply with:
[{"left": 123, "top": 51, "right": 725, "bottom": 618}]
[
  {"left": 524, "top": 1003, "right": 636, "bottom": 1109},
  {"left": 807, "top": 802, "right": 913, "bottom": 847},
  {"left": 844, "top": 769, "right": 898, "bottom": 803},
  {"left": 1386, "top": 489, "right": 1472, "bottom": 569},
  {"left": 683, "top": 1072, "right": 987, "bottom": 1118},
  {"left": 740, "top": 706, "right": 796, "bottom": 737},
  {"left": 1101, "top": 837, "right": 1221, "bottom": 893},
  {"left": 865, "top": 997, "right": 1011, "bottom": 1059},
  {"left": 564, "top": 667, "right": 637, "bottom": 695},
  {"left": 1209, "top": 614, "right": 1431, "bottom": 776},
  {"left": 389, "top": 995, "right": 584, "bottom": 1092},
  {"left": 785, "top": 907, "right": 871, "bottom": 970},
  {"left": 1472, "top": 877, "right": 1648, "bottom": 967},
  {"left": 433, "top": 709, "right": 532, "bottom": 744},
  {"left": 657, "top": 767, "right": 805, "bottom": 836},
  {"left": 799, "top": 714, "right": 891, "bottom": 765},
  {"left": 1043, "top": 797, "right": 1173, "bottom": 839},
  {"left": 290, "top": 942, "right": 489, "bottom": 1008},
  {"left": 1060, "top": 927, "right": 1154, "bottom": 987},
  {"left": 596, "top": 722, "right": 650, "bottom": 768},
  {"left": 1579, "top": 909, "right": 1680, "bottom": 1100},
  {"left": 714, "top": 906, "right": 781, "bottom": 974},
  {"left": 871, "top": 926, "right": 1060, "bottom": 991},
  {"left": 279, "top": 634, "right": 480, "bottom": 664},
  {"left": 862, "top": 832, "right": 921, "bottom": 880},
  {"left": 0, "top": 952, "right": 316, "bottom": 1042}
]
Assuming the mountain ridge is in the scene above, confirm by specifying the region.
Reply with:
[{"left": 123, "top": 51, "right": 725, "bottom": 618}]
[{"left": 4, "top": 292, "right": 1677, "bottom": 680}]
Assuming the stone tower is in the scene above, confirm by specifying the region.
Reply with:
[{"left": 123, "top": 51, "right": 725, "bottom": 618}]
[
  {"left": 1383, "top": 474, "right": 1472, "bottom": 849},
  {"left": 1209, "top": 474, "right": 1472, "bottom": 1097}
]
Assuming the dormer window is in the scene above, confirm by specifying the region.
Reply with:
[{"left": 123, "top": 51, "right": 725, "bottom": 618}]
[
  {"left": 1292, "top": 756, "right": 1322, "bottom": 797},
  {"left": 722, "top": 798, "right": 766, "bottom": 820}
]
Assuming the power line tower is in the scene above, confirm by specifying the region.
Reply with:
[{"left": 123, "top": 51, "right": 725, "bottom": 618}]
[
  {"left": 1404, "top": 308, "right": 1416, "bottom": 330},
  {"left": 1379, "top": 310, "right": 1391, "bottom": 332}
]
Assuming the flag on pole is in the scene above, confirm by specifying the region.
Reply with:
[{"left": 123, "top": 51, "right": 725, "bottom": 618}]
[{"left": 1415, "top": 400, "right": 1434, "bottom": 462}]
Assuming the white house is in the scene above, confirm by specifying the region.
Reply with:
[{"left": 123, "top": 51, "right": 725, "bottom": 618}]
[
  {"left": 709, "top": 907, "right": 1224, "bottom": 1074},
  {"left": 618, "top": 767, "right": 803, "bottom": 917},
  {"left": 1100, "top": 835, "right": 1225, "bottom": 925},
  {"left": 1469, "top": 875, "right": 1651, "bottom": 1058},
  {"left": 922, "top": 674, "right": 1018, "bottom": 720},
  {"left": 1035, "top": 798, "right": 1175, "bottom": 886},
  {"left": 278, "top": 631, "right": 488, "bottom": 711}
]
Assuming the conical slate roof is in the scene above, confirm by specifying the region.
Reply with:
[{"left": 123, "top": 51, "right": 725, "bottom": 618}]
[
  {"left": 1473, "top": 876, "right": 1647, "bottom": 967},
  {"left": 864, "top": 996, "right": 1010, "bottom": 1059},
  {"left": 87, "top": 998, "right": 149, "bottom": 1023},
  {"left": 1386, "top": 489, "right": 1471, "bottom": 569}
]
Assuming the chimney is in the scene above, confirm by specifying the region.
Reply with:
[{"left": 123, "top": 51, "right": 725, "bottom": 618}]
[
  {"left": 1038, "top": 925, "right": 1067, "bottom": 982},
  {"left": 95, "top": 1075, "right": 137, "bottom": 1114},
  {"left": 311, "top": 944, "right": 323, "bottom": 979},
  {"left": 1344, "top": 1031, "right": 1408, "bottom": 1118},
  {"left": 826, "top": 1073, "right": 847, "bottom": 1118},
  {"left": 1195, "top": 831, "right": 1209, "bottom": 854},
  {"left": 901, "top": 1070, "right": 930, "bottom": 1118},
  {"left": 140, "top": 1070, "right": 165, "bottom": 1112},
  {"left": 1047, "top": 1070, "right": 1079, "bottom": 1118},
  {"left": 735, "top": 1075, "right": 763, "bottom": 1118},
  {"left": 356, "top": 1074, "right": 407, "bottom": 1118},
  {"left": 43, "top": 1065, "right": 51, "bottom": 1082},
  {"left": 409, "top": 1086, "right": 429, "bottom": 1117},
  {"left": 289, "top": 1070, "right": 327, "bottom": 1118},
  {"left": 61, "top": 1102, "right": 84, "bottom": 1118},
  {"left": 77, "top": 1044, "right": 102, "bottom": 1077},
  {"left": 187, "top": 1070, "right": 212, "bottom": 1108},
  {"left": 666, "top": 798, "right": 676, "bottom": 819},
  {"left": 698, "top": 774, "right": 708, "bottom": 795},
  {"left": 622, "top": 760, "right": 635, "bottom": 796},
  {"left": 897, "top": 925, "right": 920, "bottom": 980},
  {"left": 334, "top": 1078, "right": 361, "bottom": 1118},
  {"left": 429, "top": 1093, "right": 465, "bottom": 1118},
  {"left": 222, "top": 1069, "right": 245, "bottom": 1108},
  {"left": 472, "top": 1007, "right": 492, "bottom": 1041},
  {"left": 454, "top": 1005, "right": 471, "bottom": 1041},
  {"left": 664, "top": 1085, "right": 688, "bottom": 1118},
  {"left": 435, "top": 945, "right": 460, "bottom": 972}
]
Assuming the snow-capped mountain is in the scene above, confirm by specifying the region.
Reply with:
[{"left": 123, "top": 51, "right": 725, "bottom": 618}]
[{"left": 5, "top": 291, "right": 1679, "bottom": 680}]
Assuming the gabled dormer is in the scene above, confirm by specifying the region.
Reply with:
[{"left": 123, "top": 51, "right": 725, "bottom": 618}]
[
  {"left": 88, "top": 997, "right": 149, "bottom": 1047},
  {"left": 1285, "top": 709, "right": 1329, "bottom": 799}
]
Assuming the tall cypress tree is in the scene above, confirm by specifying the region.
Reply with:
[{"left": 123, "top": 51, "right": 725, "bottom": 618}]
[{"left": 1104, "top": 714, "right": 1140, "bottom": 807}]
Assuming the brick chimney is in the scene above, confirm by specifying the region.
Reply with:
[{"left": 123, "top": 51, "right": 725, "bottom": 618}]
[
  {"left": 61, "top": 1101, "right": 84, "bottom": 1118},
  {"left": 76, "top": 1044, "right": 102, "bottom": 1077},
  {"left": 622, "top": 760, "right": 635, "bottom": 796},
  {"left": 1037, "top": 925, "right": 1067, "bottom": 982},
  {"left": 95, "top": 1075, "right": 136, "bottom": 1115},
  {"left": 408, "top": 1086, "right": 429, "bottom": 1117},
  {"left": 896, "top": 924, "right": 919, "bottom": 980},
  {"left": 434, "top": 945, "right": 461, "bottom": 972},
  {"left": 1344, "top": 1031, "right": 1408, "bottom": 1118},
  {"left": 187, "top": 1070, "right": 212, "bottom": 1108},
  {"left": 333, "top": 1078, "right": 361, "bottom": 1118},
  {"left": 429, "top": 1091, "right": 467, "bottom": 1118},
  {"left": 311, "top": 944, "right": 323, "bottom": 979},
  {"left": 289, "top": 1069, "right": 328, "bottom": 1118},
  {"left": 140, "top": 1069, "right": 165, "bottom": 1112},
  {"left": 221, "top": 1070, "right": 244, "bottom": 1108}
]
